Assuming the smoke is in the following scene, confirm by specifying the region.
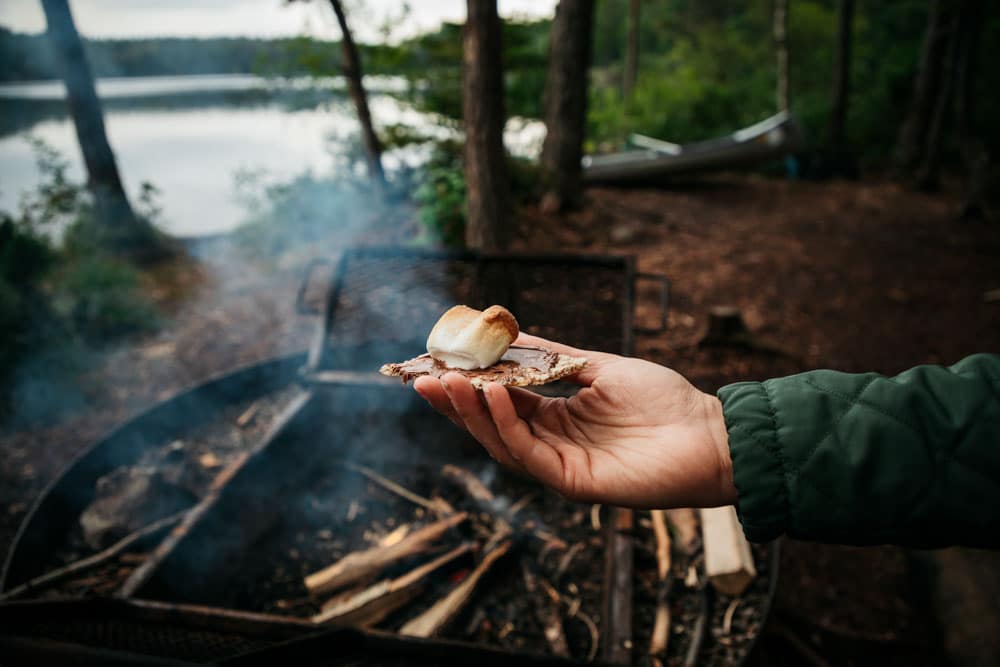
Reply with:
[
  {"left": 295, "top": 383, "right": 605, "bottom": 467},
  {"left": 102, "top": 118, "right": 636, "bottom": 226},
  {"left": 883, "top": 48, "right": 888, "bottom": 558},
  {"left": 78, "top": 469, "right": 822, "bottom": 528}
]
[{"left": 0, "top": 22, "right": 552, "bottom": 607}]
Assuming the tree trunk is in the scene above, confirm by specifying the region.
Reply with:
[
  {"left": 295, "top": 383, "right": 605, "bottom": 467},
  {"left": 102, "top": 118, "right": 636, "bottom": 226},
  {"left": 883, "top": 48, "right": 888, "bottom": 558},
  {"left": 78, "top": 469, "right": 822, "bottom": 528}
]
[
  {"left": 623, "top": 0, "right": 639, "bottom": 98},
  {"left": 773, "top": 0, "right": 789, "bottom": 112},
  {"left": 894, "top": 0, "right": 951, "bottom": 177},
  {"left": 914, "top": 7, "right": 961, "bottom": 191},
  {"left": 463, "top": 0, "right": 510, "bottom": 250},
  {"left": 953, "top": 0, "right": 992, "bottom": 221},
  {"left": 826, "top": 0, "right": 854, "bottom": 151},
  {"left": 540, "top": 0, "right": 594, "bottom": 213},
  {"left": 329, "top": 0, "right": 386, "bottom": 187},
  {"left": 41, "top": 0, "right": 157, "bottom": 254}
]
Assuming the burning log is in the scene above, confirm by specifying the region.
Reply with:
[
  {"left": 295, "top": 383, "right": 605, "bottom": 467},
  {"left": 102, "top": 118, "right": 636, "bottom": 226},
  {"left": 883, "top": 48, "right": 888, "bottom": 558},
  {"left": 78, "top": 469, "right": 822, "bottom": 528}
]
[
  {"left": 304, "top": 512, "right": 468, "bottom": 596},
  {"left": 400, "top": 539, "right": 512, "bottom": 637},
  {"left": 522, "top": 564, "right": 570, "bottom": 658},
  {"left": 648, "top": 510, "right": 673, "bottom": 658},
  {"left": 699, "top": 506, "right": 757, "bottom": 596},
  {"left": 311, "top": 542, "right": 474, "bottom": 627}
]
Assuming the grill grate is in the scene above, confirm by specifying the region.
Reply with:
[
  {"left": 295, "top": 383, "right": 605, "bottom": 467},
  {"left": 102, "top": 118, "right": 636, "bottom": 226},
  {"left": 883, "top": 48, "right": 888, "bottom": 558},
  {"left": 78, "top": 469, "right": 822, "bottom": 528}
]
[{"left": 309, "top": 248, "right": 636, "bottom": 372}]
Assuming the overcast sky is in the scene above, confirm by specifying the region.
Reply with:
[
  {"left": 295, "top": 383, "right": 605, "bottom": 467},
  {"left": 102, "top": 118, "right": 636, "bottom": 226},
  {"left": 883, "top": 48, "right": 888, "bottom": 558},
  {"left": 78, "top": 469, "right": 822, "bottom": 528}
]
[{"left": 0, "top": 0, "right": 557, "bottom": 42}]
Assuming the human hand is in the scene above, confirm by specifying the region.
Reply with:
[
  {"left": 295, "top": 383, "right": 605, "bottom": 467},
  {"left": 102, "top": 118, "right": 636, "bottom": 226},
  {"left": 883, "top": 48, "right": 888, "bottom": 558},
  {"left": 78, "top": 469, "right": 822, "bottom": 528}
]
[{"left": 413, "top": 334, "right": 737, "bottom": 509}]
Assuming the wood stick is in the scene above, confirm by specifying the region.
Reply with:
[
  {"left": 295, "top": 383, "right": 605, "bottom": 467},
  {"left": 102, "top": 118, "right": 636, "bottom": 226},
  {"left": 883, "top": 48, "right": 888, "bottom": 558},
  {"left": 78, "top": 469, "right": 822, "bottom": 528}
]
[
  {"left": 591, "top": 504, "right": 602, "bottom": 531},
  {"left": 699, "top": 505, "right": 757, "bottom": 596},
  {"left": 553, "top": 542, "right": 585, "bottom": 583},
  {"left": 343, "top": 462, "right": 455, "bottom": 516},
  {"left": 0, "top": 510, "right": 188, "bottom": 601},
  {"left": 304, "top": 512, "right": 468, "bottom": 595},
  {"left": 683, "top": 584, "right": 710, "bottom": 667},
  {"left": 235, "top": 401, "right": 259, "bottom": 427},
  {"left": 442, "top": 464, "right": 565, "bottom": 550},
  {"left": 573, "top": 607, "right": 600, "bottom": 663},
  {"left": 400, "top": 539, "right": 511, "bottom": 637},
  {"left": 665, "top": 508, "right": 699, "bottom": 554},
  {"left": 649, "top": 509, "right": 673, "bottom": 657},
  {"left": 311, "top": 542, "right": 473, "bottom": 626},
  {"left": 508, "top": 492, "right": 537, "bottom": 517},
  {"left": 522, "top": 564, "right": 570, "bottom": 657},
  {"left": 604, "top": 507, "right": 634, "bottom": 665},
  {"left": 651, "top": 510, "right": 671, "bottom": 580},
  {"left": 441, "top": 464, "right": 493, "bottom": 503}
]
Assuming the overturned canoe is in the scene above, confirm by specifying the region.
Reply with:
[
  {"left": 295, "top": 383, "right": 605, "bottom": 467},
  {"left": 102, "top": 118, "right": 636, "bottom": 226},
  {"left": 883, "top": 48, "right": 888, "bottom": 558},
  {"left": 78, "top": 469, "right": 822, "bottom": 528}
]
[{"left": 583, "top": 110, "right": 801, "bottom": 183}]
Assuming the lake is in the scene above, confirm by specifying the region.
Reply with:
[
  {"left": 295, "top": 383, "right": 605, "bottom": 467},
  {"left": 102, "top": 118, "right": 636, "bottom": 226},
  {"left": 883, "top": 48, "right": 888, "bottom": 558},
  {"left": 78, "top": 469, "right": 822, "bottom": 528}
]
[{"left": 0, "top": 74, "right": 543, "bottom": 237}]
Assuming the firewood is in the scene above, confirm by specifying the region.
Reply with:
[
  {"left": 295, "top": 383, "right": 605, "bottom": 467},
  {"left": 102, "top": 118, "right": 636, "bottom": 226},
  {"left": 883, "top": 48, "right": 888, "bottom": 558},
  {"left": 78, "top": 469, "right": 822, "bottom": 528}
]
[
  {"left": 304, "top": 512, "right": 468, "bottom": 596},
  {"left": 665, "top": 508, "right": 699, "bottom": 554},
  {"left": 343, "top": 462, "right": 455, "bottom": 516},
  {"left": 650, "top": 510, "right": 671, "bottom": 580},
  {"left": 522, "top": 564, "right": 570, "bottom": 657},
  {"left": 311, "top": 542, "right": 473, "bottom": 626},
  {"left": 235, "top": 401, "right": 259, "bottom": 427},
  {"left": 648, "top": 510, "right": 672, "bottom": 657},
  {"left": 441, "top": 464, "right": 493, "bottom": 503},
  {"left": 699, "top": 506, "right": 757, "bottom": 596},
  {"left": 0, "top": 510, "right": 188, "bottom": 601},
  {"left": 683, "top": 584, "right": 710, "bottom": 667},
  {"left": 441, "top": 464, "right": 565, "bottom": 550},
  {"left": 399, "top": 539, "right": 512, "bottom": 637}
]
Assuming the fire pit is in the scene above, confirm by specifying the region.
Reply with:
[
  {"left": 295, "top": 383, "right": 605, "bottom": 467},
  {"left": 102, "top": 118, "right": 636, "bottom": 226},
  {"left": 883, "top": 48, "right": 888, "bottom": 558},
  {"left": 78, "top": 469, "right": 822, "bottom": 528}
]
[{"left": 1, "top": 248, "right": 776, "bottom": 665}]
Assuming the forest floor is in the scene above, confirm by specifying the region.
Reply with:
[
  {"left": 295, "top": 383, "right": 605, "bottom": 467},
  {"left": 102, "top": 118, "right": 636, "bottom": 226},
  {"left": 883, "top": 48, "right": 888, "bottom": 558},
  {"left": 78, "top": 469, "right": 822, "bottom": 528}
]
[{"left": 2, "top": 173, "right": 999, "bottom": 664}]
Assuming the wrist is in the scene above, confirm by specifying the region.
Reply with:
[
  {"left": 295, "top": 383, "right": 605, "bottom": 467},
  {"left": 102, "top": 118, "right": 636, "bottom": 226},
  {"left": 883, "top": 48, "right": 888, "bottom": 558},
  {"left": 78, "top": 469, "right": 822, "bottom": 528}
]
[{"left": 702, "top": 392, "right": 737, "bottom": 505}]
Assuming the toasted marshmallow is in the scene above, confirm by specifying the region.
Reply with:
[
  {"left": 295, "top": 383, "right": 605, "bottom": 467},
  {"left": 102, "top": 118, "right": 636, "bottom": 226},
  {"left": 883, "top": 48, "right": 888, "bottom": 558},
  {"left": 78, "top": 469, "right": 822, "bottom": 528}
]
[{"left": 426, "top": 305, "right": 519, "bottom": 370}]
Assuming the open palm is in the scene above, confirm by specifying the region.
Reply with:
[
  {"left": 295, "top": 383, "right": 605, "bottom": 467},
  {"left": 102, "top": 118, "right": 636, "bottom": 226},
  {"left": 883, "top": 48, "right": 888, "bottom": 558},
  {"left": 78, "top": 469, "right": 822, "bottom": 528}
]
[{"left": 413, "top": 334, "right": 736, "bottom": 509}]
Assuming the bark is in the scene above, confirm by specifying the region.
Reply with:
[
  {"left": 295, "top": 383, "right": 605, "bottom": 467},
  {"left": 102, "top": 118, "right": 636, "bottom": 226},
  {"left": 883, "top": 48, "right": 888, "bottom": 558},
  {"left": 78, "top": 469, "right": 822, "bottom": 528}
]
[
  {"left": 773, "top": 0, "right": 790, "bottom": 112},
  {"left": 826, "top": 0, "right": 854, "bottom": 151},
  {"left": 623, "top": 0, "right": 640, "bottom": 98},
  {"left": 41, "top": 0, "right": 157, "bottom": 254},
  {"left": 914, "top": 7, "right": 961, "bottom": 191},
  {"left": 329, "top": 0, "right": 386, "bottom": 186},
  {"left": 463, "top": 0, "right": 510, "bottom": 249},
  {"left": 895, "top": 0, "right": 951, "bottom": 176},
  {"left": 953, "top": 0, "right": 992, "bottom": 220},
  {"left": 540, "top": 0, "right": 594, "bottom": 212}
]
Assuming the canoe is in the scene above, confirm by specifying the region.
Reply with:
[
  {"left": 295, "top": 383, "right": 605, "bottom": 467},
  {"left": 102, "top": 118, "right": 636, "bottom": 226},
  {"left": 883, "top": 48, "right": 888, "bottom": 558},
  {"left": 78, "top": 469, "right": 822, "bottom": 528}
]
[{"left": 582, "top": 110, "right": 801, "bottom": 183}]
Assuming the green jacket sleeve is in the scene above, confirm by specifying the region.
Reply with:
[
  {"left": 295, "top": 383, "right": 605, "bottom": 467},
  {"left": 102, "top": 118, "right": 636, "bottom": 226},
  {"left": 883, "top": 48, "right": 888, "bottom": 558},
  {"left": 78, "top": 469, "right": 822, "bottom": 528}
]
[{"left": 718, "top": 354, "right": 1000, "bottom": 547}]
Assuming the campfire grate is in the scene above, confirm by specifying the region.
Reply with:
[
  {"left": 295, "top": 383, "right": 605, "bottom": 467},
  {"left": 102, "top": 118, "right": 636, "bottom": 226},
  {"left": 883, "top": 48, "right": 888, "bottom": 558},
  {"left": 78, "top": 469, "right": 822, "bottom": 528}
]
[
  {"left": 300, "top": 247, "right": 670, "bottom": 372},
  {"left": 4, "top": 248, "right": 793, "bottom": 667}
]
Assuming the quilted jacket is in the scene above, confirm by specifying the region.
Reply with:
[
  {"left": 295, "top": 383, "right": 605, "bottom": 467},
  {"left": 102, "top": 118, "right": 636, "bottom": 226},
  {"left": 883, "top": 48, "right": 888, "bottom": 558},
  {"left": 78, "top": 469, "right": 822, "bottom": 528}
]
[{"left": 718, "top": 354, "right": 1000, "bottom": 547}]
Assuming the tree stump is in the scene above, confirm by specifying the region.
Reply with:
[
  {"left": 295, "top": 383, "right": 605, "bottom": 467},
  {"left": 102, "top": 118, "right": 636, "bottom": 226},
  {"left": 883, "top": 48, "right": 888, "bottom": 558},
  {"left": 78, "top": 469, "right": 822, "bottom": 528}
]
[{"left": 699, "top": 306, "right": 753, "bottom": 348}]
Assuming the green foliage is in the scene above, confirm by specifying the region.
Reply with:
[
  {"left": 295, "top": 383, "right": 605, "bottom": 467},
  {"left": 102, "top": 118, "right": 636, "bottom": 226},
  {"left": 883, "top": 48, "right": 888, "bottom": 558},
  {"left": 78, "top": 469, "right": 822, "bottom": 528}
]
[
  {"left": 0, "top": 138, "right": 162, "bottom": 413},
  {"left": 52, "top": 255, "right": 158, "bottom": 340},
  {"left": 412, "top": 143, "right": 466, "bottom": 247},
  {"left": 585, "top": 0, "right": 996, "bottom": 167}
]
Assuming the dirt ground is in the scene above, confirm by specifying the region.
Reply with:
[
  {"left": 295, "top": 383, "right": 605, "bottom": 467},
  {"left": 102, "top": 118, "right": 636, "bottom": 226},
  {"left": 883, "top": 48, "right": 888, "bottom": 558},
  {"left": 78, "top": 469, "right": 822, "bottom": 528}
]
[{"left": 2, "top": 174, "right": 999, "bottom": 664}]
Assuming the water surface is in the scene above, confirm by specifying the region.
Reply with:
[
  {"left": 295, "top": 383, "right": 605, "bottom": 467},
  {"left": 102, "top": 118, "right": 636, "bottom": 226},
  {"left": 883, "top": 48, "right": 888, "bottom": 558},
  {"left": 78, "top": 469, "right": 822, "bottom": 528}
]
[{"left": 0, "top": 75, "right": 542, "bottom": 237}]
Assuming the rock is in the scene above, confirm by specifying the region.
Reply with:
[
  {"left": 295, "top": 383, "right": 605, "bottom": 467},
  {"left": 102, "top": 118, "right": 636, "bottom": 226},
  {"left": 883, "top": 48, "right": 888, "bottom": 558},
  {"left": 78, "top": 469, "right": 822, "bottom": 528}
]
[{"left": 80, "top": 466, "right": 195, "bottom": 550}]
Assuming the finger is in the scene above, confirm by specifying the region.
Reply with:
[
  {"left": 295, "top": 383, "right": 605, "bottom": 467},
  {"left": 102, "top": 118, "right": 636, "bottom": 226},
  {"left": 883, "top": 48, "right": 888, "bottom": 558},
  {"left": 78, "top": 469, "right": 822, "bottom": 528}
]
[
  {"left": 413, "top": 377, "right": 464, "bottom": 428},
  {"left": 483, "top": 383, "right": 568, "bottom": 493},
  {"left": 441, "top": 373, "right": 521, "bottom": 470},
  {"left": 514, "top": 333, "right": 617, "bottom": 386},
  {"left": 506, "top": 386, "right": 544, "bottom": 420}
]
